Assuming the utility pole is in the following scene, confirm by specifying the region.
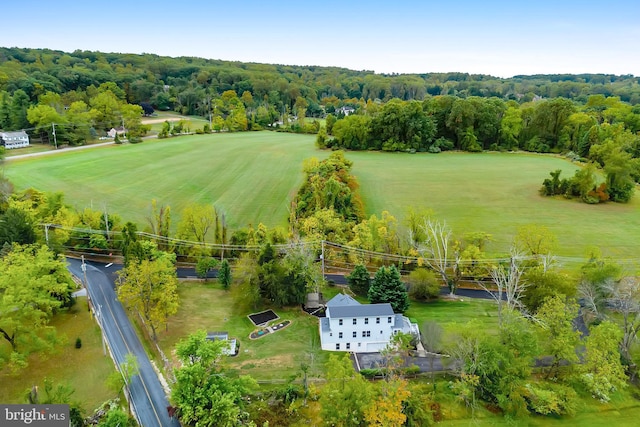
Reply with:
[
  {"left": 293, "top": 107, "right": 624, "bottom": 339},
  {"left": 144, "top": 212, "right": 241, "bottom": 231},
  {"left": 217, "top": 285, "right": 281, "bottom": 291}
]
[
  {"left": 320, "top": 240, "right": 325, "bottom": 292},
  {"left": 103, "top": 203, "right": 110, "bottom": 241},
  {"left": 44, "top": 223, "right": 50, "bottom": 246},
  {"left": 51, "top": 123, "right": 57, "bottom": 149}
]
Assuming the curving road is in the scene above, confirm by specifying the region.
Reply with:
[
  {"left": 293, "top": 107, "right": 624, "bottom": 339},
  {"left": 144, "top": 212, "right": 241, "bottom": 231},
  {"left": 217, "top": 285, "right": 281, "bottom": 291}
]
[{"left": 67, "top": 258, "right": 180, "bottom": 427}]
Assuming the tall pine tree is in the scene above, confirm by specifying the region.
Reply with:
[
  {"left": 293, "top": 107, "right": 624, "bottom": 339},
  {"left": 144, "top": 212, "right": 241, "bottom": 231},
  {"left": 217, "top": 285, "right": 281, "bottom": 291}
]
[{"left": 368, "top": 265, "right": 409, "bottom": 313}]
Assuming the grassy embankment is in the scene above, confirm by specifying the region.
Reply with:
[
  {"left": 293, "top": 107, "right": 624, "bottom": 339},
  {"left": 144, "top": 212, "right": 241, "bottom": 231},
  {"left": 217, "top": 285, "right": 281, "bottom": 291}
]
[
  {"left": 0, "top": 297, "right": 115, "bottom": 413},
  {"left": 5, "top": 131, "right": 639, "bottom": 258}
]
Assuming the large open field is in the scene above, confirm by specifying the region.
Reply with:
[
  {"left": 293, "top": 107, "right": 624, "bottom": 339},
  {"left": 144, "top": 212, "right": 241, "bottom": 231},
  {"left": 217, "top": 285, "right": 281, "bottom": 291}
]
[
  {"left": 5, "top": 132, "right": 639, "bottom": 258},
  {"left": 5, "top": 132, "right": 322, "bottom": 231}
]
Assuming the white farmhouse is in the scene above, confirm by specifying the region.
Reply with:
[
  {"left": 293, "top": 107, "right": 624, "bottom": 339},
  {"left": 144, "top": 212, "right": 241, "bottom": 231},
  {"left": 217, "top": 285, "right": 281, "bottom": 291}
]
[
  {"left": 319, "top": 294, "right": 419, "bottom": 353},
  {"left": 0, "top": 130, "right": 29, "bottom": 149}
]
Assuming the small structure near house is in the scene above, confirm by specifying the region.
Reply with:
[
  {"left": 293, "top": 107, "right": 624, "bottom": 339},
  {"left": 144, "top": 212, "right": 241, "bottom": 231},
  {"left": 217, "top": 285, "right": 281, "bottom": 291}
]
[
  {"left": 107, "top": 127, "right": 126, "bottom": 138},
  {"left": 206, "top": 331, "right": 237, "bottom": 356},
  {"left": 0, "top": 130, "right": 29, "bottom": 149},
  {"left": 319, "top": 293, "right": 419, "bottom": 353}
]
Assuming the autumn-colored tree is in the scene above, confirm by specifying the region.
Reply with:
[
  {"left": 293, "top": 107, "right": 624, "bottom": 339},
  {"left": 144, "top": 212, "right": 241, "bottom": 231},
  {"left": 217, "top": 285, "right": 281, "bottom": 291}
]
[{"left": 364, "top": 377, "right": 411, "bottom": 427}]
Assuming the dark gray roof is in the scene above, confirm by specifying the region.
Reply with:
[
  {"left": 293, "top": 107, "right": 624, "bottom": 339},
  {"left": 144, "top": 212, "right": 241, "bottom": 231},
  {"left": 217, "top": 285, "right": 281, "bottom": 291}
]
[
  {"left": 329, "top": 303, "right": 394, "bottom": 318},
  {"left": 320, "top": 317, "right": 330, "bottom": 332}
]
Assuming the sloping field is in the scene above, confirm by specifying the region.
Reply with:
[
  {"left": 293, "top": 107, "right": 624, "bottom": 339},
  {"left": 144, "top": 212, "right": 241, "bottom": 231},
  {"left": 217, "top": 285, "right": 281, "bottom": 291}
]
[
  {"left": 5, "top": 133, "right": 639, "bottom": 258},
  {"left": 6, "top": 132, "right": 321, "bottom": 230},
  {"left": 350, "top": 151, "right": 639, "bottom": 259}
]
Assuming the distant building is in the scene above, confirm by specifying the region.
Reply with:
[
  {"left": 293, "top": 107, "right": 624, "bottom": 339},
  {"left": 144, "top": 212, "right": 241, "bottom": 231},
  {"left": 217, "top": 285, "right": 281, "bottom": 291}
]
[
  {"left": 336, "top": 106, "right": 355, "bottom": 116},
  {"left": 107, "top": 127, "right": 126, "bottom": 138},
  {"left": 319, "top": 294, "right": 419, "bottom": 353},
  {"left": 0, "top": 130, "right": 29, "bottom": 149}
]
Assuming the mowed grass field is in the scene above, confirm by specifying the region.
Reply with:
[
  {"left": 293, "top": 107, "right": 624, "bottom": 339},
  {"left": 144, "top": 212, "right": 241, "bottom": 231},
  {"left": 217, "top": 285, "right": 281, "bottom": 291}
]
[
  {"left": 6, "top": 132, "right": 322, "bottom": 231},
  {"left": 349, "top": 150, "right": 640, "bottom": 259},
  {"left": 5, "top": 132, "right": 640, "bottom": 258}
]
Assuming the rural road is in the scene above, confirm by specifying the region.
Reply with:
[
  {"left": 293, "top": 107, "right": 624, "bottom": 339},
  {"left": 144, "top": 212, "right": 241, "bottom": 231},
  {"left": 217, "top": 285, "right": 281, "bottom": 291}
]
[
  {"left": 66, "top": 258, "right": 180, "bottom": 427},
  {"left": 5, "top": 141, "right": 116, "bottom": 161}
]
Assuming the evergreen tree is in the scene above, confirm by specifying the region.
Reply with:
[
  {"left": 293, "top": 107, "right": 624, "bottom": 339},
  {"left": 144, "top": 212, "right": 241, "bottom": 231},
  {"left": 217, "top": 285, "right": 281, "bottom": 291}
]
[
  {"left": 9, "top": 89, "right": 30, "bottom": 130},
  {"left": 218, "top": 259, "right": 231, "bottom": 290},
  {"left": 368, "top": 265, "right": 409, "bottom": 313},
  {"left": 346, "top": 264, "right": 371, "bottom": 295}
]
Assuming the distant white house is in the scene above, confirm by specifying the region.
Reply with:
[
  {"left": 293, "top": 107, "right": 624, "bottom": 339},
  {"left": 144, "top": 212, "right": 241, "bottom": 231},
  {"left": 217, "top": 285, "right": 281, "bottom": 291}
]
[
  {"left": 319, "top": 294, "right": 419, "bottom": 353},
  {"left": 336, "top": 106, "right": 355, "bottom": 116},
  {"left": 107, "top": 127, "right": 126, "bottom": 138},
  {"left": 0, "top": 130, "right": 29, "bottom": 149}
]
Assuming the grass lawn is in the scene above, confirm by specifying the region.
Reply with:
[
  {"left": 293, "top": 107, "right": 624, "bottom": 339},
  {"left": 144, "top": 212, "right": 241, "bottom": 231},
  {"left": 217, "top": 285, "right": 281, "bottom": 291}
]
[
  {"left": 0, "top": 297, "right": 115, "bottom": 413},
  {"left": 437, "top": 385, "right": 640, "bottom": 426},
  {"left": 157, "top": 281, "right": 329, "bottom": 381},
  {"left": 405, "top": 298, "right": 499, "bottom": 333},
  {"left": 5, "top": 134, "right": 639, "bottom": 258}
]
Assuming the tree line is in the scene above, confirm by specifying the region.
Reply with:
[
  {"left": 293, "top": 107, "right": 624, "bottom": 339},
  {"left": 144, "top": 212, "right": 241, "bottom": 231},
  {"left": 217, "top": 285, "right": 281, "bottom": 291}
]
[{"left": 2, "top": 47, "right": 640, "bottom": 117}]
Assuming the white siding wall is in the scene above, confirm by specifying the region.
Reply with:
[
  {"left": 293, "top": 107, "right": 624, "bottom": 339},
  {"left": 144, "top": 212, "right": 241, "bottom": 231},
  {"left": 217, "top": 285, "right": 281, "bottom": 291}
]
[{"left": 320, "top": 314, "right": 397, "bottom": 353}]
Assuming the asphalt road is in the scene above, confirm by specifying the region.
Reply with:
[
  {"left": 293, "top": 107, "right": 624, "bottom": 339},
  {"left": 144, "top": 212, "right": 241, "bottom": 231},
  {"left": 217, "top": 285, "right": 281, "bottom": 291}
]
[{"left": 67, "top": 258, "right": 179, "bottom": 427}]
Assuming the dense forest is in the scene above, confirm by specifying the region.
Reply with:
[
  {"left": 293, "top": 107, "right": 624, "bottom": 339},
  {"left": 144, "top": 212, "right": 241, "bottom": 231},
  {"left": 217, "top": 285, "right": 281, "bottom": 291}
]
[{"left": 1, "top": 46, "right": 640, "bottom": 118}]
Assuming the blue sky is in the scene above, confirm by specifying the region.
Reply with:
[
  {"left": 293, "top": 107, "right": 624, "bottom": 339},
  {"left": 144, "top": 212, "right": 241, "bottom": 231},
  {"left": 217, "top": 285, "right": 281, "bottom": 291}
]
[{"left": 5, "top": 0, "right": 639, "bottom": 77}]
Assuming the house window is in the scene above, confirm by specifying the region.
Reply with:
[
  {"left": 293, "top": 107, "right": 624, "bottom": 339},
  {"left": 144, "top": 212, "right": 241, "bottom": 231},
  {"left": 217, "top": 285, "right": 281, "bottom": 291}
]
[
  {"left": 361, "top": 331, "right": 371, "bottom": 338},
  {"left": 353, "top": 331, "right": 357, "bottom": 338},
  {"left": 339, "top": 332, "right": 343, "bottom": 339},
  {"left": 339, "top": 319, "right": 343, "bottom": 326},
  {"left": 380, "top": 330, "right": 383, "bottom": 334},
  {"left": 346, "top": 343, "right": 351, "bottom": 350},
  {"left": 353, "top": 318, "right": 357, "bottom": 325},
  {"left": 329, "top": 333, "right": 332, "bottom": 337},
  {"left": 336, "top": 343, "right": 340, "bottom": 350},
  {"left": 358, "top": 343, "right": 361, "bottom": 347},
  {"left": 388, "top": 316, "right": 392, "bottom": 323},
  {"left": 376, "top": 317, "right": 380, "bottom": 324},
  {"left": 364, "top": 318, "right": 369, "bottom": 324}
]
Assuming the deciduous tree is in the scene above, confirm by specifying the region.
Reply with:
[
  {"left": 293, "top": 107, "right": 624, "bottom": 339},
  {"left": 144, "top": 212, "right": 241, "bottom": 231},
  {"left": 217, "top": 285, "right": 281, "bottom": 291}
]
[
  {"left": 171, "top": 330, "right": 256, "bottom": 427},
  {"left": 579, "top": 321, "right": 627, "bottom": 402},
  {"left": 347, "top": 264, "right": 371, "bottom": 296},
  {"left": 320, "top": 353, "right": 373, "bottom": 427},
  {"left": 415, "top": 219, "right": 460, "bottom": 295},
  {"left": 116, "top": 256, "right": 179, "bottom": 341},
  {"left": 0, "top": 244, "right": 74, "bottom": 371},
  {"left": 536, "top": 296, "right": 581, "bottom": 379},
  {"left": 407, "top": 268, "right": 440, "bottom": 301}
]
